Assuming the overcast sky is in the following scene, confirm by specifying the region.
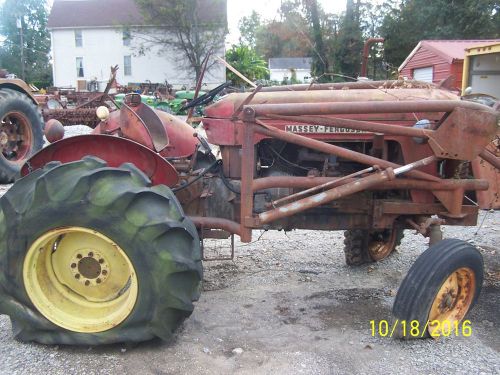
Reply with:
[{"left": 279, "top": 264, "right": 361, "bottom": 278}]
[{"left": 41, "top": 0, "right": 347, "bottom": 45}]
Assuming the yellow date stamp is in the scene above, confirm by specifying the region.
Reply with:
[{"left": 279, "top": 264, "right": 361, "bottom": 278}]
[{"left": 370, "top": 319, "right": 472, "bottom": 338}]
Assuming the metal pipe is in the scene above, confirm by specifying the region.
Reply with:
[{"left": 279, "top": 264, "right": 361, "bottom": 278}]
[
  {"left": 258, "top": 156, "right": 438, "bottom": 225},
  {"left": 265, "top": 114, "right": 431, "bottom": 138},
  {"left": 252, "top": 176, "right": 489, "bottom": 192},
  {"left": 259, "top": 168, "right": 396, "bottom": 224},
  {"left": 259, "top": 80, "right": 432, "bottom": 92},
  {"left": 479, "top": 149, "right": 500, "bottom": 171},
  {"left": 361, "top": 38, "right": 384, "bottom": 77},
  {"left": 271, "top": 166, "right": 376, "bottom": 207},
  {"left": 247, "top": 100, "right": 495, "bottom": 117},
  {"left": 254, "top": 121, "right": 440, "bottom": 182},
  {"left": 189, "top": 216, "right": 241, "bottom": 236}
]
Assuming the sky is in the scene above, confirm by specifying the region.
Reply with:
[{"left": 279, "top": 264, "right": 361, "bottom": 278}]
[{"left": 40, "top": 0, "right": 347, "bottom": 45}]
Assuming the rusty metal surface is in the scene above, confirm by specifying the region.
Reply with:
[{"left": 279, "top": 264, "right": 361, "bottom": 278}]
[
  {"left": 258, "top": 157, "right": 436, "bottom": 225},
  {"left": 252, "top": 176, "right": 489, "bottom": 192},
  {"left": 190, "top": 216, "right": 241, "bottom": 236},
  {"left": 22, "top": 135, "right": 179, "bottom": 186},
  {"left": 428, "top": 107, "right": 499, "bottom": 160},
  {"left": 259, "top": 80, "right": 438, "bottom": 92},
  {"left": 361, "top": 38, "right": 384, "bottom": 77},
  {"left": 247, "top": 99, "right": 494, "bottom": 117},
  {"left": 253, "top": 119, "right": 440, "bottom": 182},
  {"left": 258, "top": 169, "right": 395, "bottom": 224},
  {"left": 42, "top": 108, "right": 98, "bottom": 127},
  {"left": 265, "top": 114, "right": 431, "bottom": 138}
]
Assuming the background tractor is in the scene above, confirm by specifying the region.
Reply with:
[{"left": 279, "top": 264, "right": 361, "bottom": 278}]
[
  {"left": 0, "top": 78, "right": 44, "bottom": 183},
  {"left": 0, "top": 79, "right": 498, "bottom": 345}
]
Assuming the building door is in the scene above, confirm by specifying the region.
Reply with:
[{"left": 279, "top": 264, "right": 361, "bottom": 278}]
[{"left": 413, "top": 66, "right": 433, "bottom": 82}]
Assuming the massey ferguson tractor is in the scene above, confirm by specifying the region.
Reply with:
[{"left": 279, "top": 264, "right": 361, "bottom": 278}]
[{"left": 0, "top": 79, "right": 498, "bottom": 345}]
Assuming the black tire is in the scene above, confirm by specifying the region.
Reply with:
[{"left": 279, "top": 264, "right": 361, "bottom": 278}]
[
  {"left": 392, "top": 239, "right": 483, "bottom": 339},
  {"left": 0, "top": 88, "right": 44, "bottom": 183},
  {"left": 0, "top": 156, "right": 202, "bottom": 345},
  {"left": 343, "top": 228, "right": 403, "bottom": 266}
]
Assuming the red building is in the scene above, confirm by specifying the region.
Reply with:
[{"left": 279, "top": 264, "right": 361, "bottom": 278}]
[{"left": 398, "top": 40, "right": 500, "bottom": 91}]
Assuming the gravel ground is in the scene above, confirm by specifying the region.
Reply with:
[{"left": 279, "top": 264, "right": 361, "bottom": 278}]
[{"left": 0, "top": 126, "right": 498, "bottom": 375}]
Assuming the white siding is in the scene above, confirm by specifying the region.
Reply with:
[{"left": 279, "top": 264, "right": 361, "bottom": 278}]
[
  {"left": 269, "top": 68, "right": 311, "bottom": 83},
  {"left": 413, "top": 66, "right": 433, "bottom": 82},
  {"left": 50, "top": 27, "right": 225, "bottom": 89}
]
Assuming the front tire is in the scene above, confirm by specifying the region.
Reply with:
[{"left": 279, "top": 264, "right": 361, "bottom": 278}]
[
  {"left": 392, "top": 239, "right": 483, "bottom": 339},
  {"left": 0, "top": 157, "right": 202, "bottom": 345}
]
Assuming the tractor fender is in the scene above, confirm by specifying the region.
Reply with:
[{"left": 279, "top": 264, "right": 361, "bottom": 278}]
[
  {"left": 20, "top": 134, "right": 179, "bottom": 187},
  {"left": 0, "top": 79, "right": 38, "bottom": 105}
]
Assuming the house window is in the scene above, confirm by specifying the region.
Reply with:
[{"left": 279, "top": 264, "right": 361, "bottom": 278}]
[
  {"left": 124, "top": 55, "right": 132, "bottom": 76},
  {"left": 76, "top": 57, "right": 84, "bottom": 78},
  {"left": 123, "top": 30, "right": 131, "bottom": 46},
  {"left": 75, "top": 30, "right": 83, "bottom": 47}
]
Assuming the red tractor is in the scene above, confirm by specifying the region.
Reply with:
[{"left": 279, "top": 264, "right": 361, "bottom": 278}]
[{"left": 0, "top": 80, "right": 498, "bottom": 345}]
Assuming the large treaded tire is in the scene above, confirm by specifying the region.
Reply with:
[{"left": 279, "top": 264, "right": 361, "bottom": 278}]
[
  {"left": 392, "top": 239, "right": 483, "bottom": 339},
  {"left": 0, "top": 88, "right": 44, "bottom": 183},
  {"left": 343, "top": 228, "right": 403, "bottom": 266},
  {"left": 0, "top": 157, "right": 202, "bottom": 345}
]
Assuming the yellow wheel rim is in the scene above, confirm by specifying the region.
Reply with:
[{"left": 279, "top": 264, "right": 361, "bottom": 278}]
[
  {"left": 428, "top": 267, "right": 475, "bottom": 337},
  {"left": 23, "top": 227, "right": 138, "bottom": 333}
]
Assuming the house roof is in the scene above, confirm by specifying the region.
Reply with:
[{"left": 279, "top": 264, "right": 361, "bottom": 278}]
[
  {"left": 269, "top": 57, "right": 312, "bottom": 70},
  {"left": 398, "top": 39, "right": 500, "bottom": 71},
  {"left": 48, "top": 0, "right": 227, "bottom": 29}
]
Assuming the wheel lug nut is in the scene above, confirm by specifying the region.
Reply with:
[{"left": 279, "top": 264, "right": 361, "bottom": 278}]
[
  {"left": 99, "top": 258, "right": 104, "bottom": 264},
  {"left": 85, "top": 280, "right": 90, "bottom": 286},
  {"left": 96, "top": 278, "right": 101, "bottom": 284},
  {"left": 88, "top": 252, "right": 94, "bottom": 257},
  {"left": 102, "top": 270, "right": 108, "bottom": 275},
  {"left": 70, "top": 263, "right": 76, "bottom": 268},
  {"left": 76, "top": 254, "right": 82, "bottom": 259},
  {"left": 75, "top": 274, "right": 80, "bottom": 279}
]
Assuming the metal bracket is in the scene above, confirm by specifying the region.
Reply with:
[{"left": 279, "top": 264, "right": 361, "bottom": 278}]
[{"left": 200, "top": 232, "right": 235, "bottom": 261}]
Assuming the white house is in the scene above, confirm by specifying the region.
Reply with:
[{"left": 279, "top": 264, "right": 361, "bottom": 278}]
[
  {"left": 47, "top": 0, "right": 226, "bottom": 90},
  {"left": 269, "top": 57, "right": 313, "bottom": 83}
]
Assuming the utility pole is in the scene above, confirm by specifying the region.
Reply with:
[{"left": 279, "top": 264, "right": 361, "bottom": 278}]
[{"left": 16, "top": 17, "right": 25, "bottom": 81}]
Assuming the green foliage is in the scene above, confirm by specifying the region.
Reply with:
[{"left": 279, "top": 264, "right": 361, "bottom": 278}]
[
  {"left": 0, "top": 0, "right": 52, "bottom": 87},
  {"left": 380, "top": 0, "right": 500, "bottom": 67},
  {"left": 133, "top": 0, "right": 228, "bottom": 80},
  {"left": 254, "top": 1, "right": 312, "bottom": 60},
  {"left": 238, "top": 10, "right": 261, "bottom": 47},
  {"left": 335, "top": 0, "right": 364, "bottom": 79},
  {"left": 225, "top": 44, "right": 268, "bottom": 86}
]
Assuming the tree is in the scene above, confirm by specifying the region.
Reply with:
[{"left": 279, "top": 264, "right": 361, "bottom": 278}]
[
  {"left": 303, "top": 0, "right": 329, "bottom": 79},
  {"left": 380, "top": 0, "right": 500, "bottom": 67},
  {"left": 133, "top": 0, "right": 228, "bottom": 81},
  {"left": 0, "top": 0, "right": 51, "bottom": 87},
  {"left": 335, "top": 0, "right": 364, "bottom": 79},
  {"left": 254, "top": 1, "right": 312, "bottom": 60},
  {"left": 238, "top": 10, "right": 261, "bottom": 47},
  {"left": 225, "top": 44, "right": 268, "bottom": 86}
]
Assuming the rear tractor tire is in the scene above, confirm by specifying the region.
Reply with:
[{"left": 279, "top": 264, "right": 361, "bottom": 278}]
[
  {"left": 0, "top": 156, "right": 202, "bottom": 345},
  {"left": 343, "top": 228, "right": 403, "bottom": 266},
  {"left": 393, "top": 239, "right": 483, "bottom": 339},
  {"left": 0, "top": 88, "right": 44, "bottom": 183}
]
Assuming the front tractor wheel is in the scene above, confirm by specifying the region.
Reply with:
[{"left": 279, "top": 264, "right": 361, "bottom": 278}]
[
  {"left": 0, "top": 157, "right": 202, "bottom": 345},
  {"left": 392, "top": 239, "right": 483, "bottom": 339}
]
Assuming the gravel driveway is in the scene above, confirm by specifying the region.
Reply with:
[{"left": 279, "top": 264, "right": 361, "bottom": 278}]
[{"left": 0, "top": 125, "right": 498, "bottom": 375}]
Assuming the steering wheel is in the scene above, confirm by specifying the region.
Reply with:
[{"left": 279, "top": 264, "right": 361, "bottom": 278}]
[{"left": 181, "top": 81, "right": 232, "bottom": 111}]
